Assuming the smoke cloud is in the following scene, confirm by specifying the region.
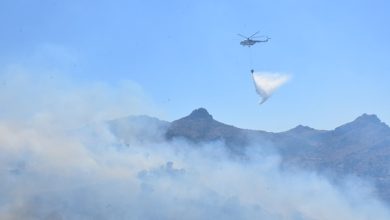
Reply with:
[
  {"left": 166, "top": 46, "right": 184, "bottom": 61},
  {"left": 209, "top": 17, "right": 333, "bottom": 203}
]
[
  {"left": 252, "top": 72, "right": 290, "bottom": 104},
  {"left": 0, "top": 69, "right": 389, "bottom": 220}
]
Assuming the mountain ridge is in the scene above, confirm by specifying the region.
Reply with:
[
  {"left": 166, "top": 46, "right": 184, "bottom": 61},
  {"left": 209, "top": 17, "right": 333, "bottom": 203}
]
[{"left": 109, "top": 108, "right": 390, "bottom": 203}]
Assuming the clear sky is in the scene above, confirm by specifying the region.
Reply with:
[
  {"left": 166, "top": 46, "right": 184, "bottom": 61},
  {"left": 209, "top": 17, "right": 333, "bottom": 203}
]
[{"left": 1, "top": 0, "right": 389, "bottom": 131}]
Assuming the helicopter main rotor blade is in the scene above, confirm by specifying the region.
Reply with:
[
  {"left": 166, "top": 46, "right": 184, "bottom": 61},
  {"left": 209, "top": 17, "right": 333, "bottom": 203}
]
[
  {"left": 251, "top": 35, "right": 267, "bottom": 39},
  {"left": 238, "top": 34, "right": 249, "bottom": 39},
  {"left": 249, "top": 31, "right": 260, "bottom": 38}
]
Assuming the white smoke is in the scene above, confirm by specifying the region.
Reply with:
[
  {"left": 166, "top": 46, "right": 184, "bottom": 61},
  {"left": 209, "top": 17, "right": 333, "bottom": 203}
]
[
  {"left": 0, "top": 66, "right": 158, "bottom": 129},
  {"left": 0, "top": 69, "right": 389, "bottom": 220},
  {"left": 252, "top": 72, "right": 290, "bottom": 104}
]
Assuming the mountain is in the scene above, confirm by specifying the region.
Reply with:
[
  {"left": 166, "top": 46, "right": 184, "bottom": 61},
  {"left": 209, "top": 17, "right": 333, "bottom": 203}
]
[
  {"left": 302, "top": 113, "right": 390, "bottom": 174},
  {"left": 111, "top": 108, "right": 390, "bottom": 203},
  {"left": 166, "top": 108, "right": 247, "bottom": 145},
  {"left": 164, "top": 108, "right": 390, "bottom": 203},
  {"left": 165, "top": 108, "right": 271, "bottom": 152}
]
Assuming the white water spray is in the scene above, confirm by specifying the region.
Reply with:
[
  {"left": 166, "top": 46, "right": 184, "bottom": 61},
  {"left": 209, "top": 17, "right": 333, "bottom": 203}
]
[{"left": 251, "top": 72, "right": 290, "bottom": 104}]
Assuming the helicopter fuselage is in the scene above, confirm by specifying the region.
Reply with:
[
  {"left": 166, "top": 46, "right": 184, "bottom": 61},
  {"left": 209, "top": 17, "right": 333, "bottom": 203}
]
[{"left": 240, "top": 39, "right": 268, "bottom": 47}]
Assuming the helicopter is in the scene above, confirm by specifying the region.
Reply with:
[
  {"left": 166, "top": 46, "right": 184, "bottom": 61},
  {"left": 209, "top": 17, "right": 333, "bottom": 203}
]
[{"left": 238, "top": 31, "right": 270, "bottom": 47}]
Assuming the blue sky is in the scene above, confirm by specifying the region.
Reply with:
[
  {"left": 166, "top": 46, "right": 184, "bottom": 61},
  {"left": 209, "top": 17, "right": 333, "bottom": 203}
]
[{"left": 1, "top": 0, "right": 390, "bottom": 131}]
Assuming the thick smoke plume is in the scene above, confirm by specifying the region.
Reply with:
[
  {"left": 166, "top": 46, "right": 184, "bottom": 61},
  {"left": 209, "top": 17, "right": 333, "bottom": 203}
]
[
  {"left": 252, "top": 72, "right": 290, "bottom": 104},
  {"left": 0, "top": 69, "right": 389, "bottom": 220}
]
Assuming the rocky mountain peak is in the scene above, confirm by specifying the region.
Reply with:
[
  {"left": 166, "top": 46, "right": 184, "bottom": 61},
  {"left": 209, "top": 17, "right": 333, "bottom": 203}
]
[
  {"left": 284, "top": 124, "right": 324, "bottom": 137},
  {"left": 354, "top": 113, "right": 381, "bottom": 124},
  {"left": 187, "top": 108, "right": 213, "bottom": 120},
  {"left": 291, "top": 125, "right": 314, "bottom": 132},
  {"left": 334, "top": 113, "right": 389, "bottom": 135}
]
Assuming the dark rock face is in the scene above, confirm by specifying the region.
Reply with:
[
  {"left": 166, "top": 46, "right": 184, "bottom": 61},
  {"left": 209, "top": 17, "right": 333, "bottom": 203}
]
[
  {"left": 165, "top": 108, "right": 251, "bottom": 148},
  {"left": 186, "top": 108, "right": 213, "bottom": 120}
]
